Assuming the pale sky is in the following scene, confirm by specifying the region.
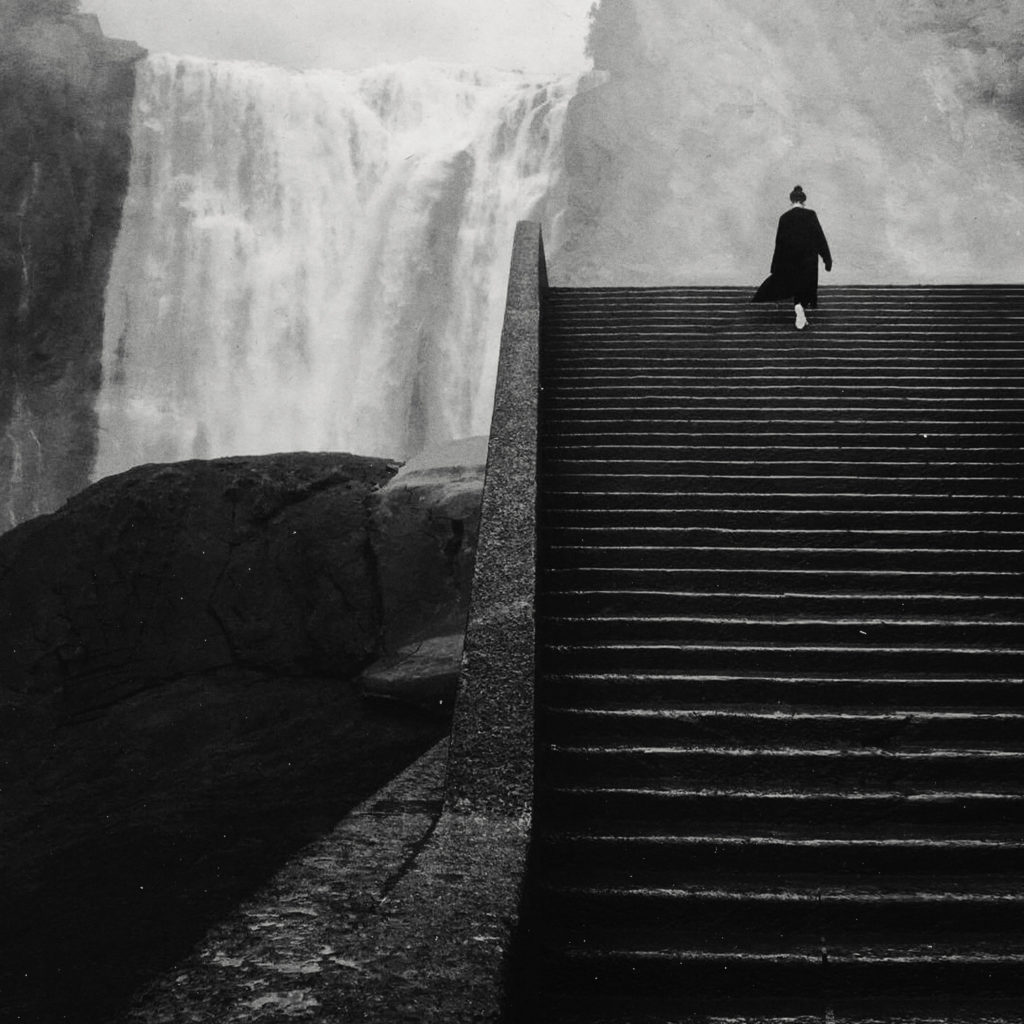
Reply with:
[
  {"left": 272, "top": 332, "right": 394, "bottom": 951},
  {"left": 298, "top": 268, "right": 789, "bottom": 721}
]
[{"left": 82, "top": 0, "right": 596, "bottom": 74}]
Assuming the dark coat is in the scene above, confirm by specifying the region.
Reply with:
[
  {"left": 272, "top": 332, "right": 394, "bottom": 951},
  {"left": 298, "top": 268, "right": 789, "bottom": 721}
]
[{"left": 752, "top": 206, "right": 832, "bottom": 307}]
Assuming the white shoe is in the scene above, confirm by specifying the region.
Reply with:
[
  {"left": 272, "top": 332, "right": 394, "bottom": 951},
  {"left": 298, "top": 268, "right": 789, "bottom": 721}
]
[{"left": 795, "top": 304, "right": 808, "bottom": 330}]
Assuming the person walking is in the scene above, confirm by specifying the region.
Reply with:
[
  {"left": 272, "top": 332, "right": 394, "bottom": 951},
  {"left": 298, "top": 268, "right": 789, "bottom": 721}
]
[{"left": 753, "top": 185, "right": 832, "bottom": 330}]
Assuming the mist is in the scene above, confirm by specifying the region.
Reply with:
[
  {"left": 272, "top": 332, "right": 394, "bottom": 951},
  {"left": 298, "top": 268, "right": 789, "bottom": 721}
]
[{"left": 553, "top": 0, "right": 1024, "bottom": 285}]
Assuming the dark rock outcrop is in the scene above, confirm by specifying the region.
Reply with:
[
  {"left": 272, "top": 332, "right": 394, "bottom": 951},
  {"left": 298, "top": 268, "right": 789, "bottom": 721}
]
[
  {"left": 0, "top": 452, "right": 398, "bottom": 716},
  {"left": 358, "top": 632, "right": 466, "bottom": 712},
  {"left": 371, "top": 436, "right": 487, "bottom": 649},
  {"left": 0, "top": 3, "right": 144, "bottom": 529}
]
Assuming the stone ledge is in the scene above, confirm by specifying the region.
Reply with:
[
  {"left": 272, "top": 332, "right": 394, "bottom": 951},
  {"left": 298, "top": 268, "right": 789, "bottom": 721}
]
[{"left": 120, "top": 739, "right": 528, "bottom": 1024}]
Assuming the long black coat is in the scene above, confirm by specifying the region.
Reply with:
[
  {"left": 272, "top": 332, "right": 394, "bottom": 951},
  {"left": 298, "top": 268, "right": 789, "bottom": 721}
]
[{"left": 753, "top": 207, "right": 832, "bottom": 307}]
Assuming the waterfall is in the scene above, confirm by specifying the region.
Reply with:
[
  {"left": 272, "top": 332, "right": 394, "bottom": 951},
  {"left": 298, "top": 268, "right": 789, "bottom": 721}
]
[{"left": 94, "top": 55, "right": 579, "bottom": 479}]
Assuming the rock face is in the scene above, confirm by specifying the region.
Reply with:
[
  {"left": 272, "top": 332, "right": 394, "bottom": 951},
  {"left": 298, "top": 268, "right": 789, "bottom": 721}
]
[
  {"left": 371, "top": 435, "right": 487, "bottom": 649},
  {"left": 552, "top": 0, "right": 1024, "bottom": 286},
  {"left": 359, "top": 632, "right": 466, "bottom": 712},
  {"left": 0, "top": 3, "right": 144, "bottom": 529},
  {"left": 0, "top": 453, "right": 398, "bottom": 715},
  {"left": 0, "top": 441, "right": 487, "bottom": 717}
]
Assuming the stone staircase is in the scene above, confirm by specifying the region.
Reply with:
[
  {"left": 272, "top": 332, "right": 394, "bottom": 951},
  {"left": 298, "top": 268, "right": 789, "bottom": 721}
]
[{"left": 513, "top": 286, "right": 1024, "bottom": 1022}]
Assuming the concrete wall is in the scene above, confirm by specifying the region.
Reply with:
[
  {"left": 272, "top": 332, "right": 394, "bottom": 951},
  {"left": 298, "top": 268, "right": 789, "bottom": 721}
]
[{"left": 446, "top": 220, "right": 547, "bottom": 815}]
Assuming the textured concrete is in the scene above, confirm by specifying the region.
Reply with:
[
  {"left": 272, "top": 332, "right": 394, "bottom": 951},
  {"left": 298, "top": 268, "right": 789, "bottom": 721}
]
[
  {"left": 120, "top": 741, "right": 451, "bottom": 1023},
  {"left": 446, "top": 220, "right": 546, "bottom": 816},
  {"left": 119, "top": 744, "right": 531, "bottom": 1024}
]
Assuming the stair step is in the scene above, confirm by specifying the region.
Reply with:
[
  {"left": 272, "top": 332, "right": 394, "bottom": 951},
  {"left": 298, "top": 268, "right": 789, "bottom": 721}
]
[
  {"left": 548, "top": 297, "right": 1024, "bottom": 307},
  {"left": 542, "top": 443, "right": 1024, "bottom": 462},
  {"left": 537, "top": 784, "right": 1024, "bottom": 828},
  {"left": 548, "top": 300, "right": 1024, "bottom": 306},
  {"left": 541, "top": 592, "right": 1024, "bottom": 622},
  {"left": 517, "top": 1004, "right": 1024, "bottom": 1024},
  {"left": 542, "top": 616, "right": 1024, "bottom": 648},
  {"left": 542, "top": 641, "right": 1024, "bottom": 675},
  {"left": 546, "top": 369, "right": 1024, "bottom": 381},
  {"left": 541, "top": 567, "right": 1024, "bottom": 597},
  {"left": 540, "top": 704, "right": 1024, "bottom": 747},
  {"left": 528, "top": 933, "right": 1024, "bottom": 999},
  {"left": 543, "top": 390, "right": 1024, "bottom": 405},
  {"left": 542, "top": 474, "right": 1024, "bottom": 496},
  {"left": 542, "top": 507, "right": 1024, "bottom": 527},
  {"left": 548, "top": 310, "right": 1024, "bottom": 319},
  {"left": 536, "top": 828, "right": 1024, "bottom": 876},
  {"left": 542, "top": 491, "right": 1024, "bottom": 511},
  {"left": 544, "top": 397, "right": 1023, "bottom": 410},
  {"left": 546, "top": 353, "right": 1024, "bottom": 364},
  {"left": 546, "top": 321, "right": 1024, "bottom": 328},
  {"left": 542, "top": 742, "right": 1024, "bottom": 789},
  {"left": 544, "top": 380, "right": 1024, "bottom": 395},
  {"left": 543, "top": 544, "right": 1024, "bottom": 571},
  {"left": 542, "top": 416, "right": 1024, "bottom": 432},
  {"left": 544, "top": 333, "right": 1024, "bottom": 344},
  {"left": 548, "top": 313, "right": 1024, "bottom": 322},
  {"left": 541, "top": 524, "right": 1024, "bottom": 548},
  {"left": 535, "top": 877, "right": 1024, "bottom": 933},
  {"left": 543, "top": 468, "right": 1024, "bottom": 489},
  {"left": 543, "top": 340, "right": 1024, "bottom": 353},
  {"left": 540, "top": 672, "right": 1023, "bottom": 707}
]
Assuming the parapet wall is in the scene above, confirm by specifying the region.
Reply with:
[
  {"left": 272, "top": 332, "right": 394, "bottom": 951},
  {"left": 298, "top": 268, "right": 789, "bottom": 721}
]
[{"left": 445, "top": 220, "right": 547, "bottom": 815}]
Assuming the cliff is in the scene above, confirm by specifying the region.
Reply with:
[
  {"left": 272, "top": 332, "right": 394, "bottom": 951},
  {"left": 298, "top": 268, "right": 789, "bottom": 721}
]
[
  {"left": 552, "top": 0, "right": 1024, "bottom": 285},
  {"left": 0, "top": 1, "right": 144, "bottom": 528}
]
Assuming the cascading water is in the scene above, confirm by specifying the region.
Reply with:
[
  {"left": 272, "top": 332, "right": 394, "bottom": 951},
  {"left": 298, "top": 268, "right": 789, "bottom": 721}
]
[{"left": 94, "top": 55, "right": 580, "bottom": 479}]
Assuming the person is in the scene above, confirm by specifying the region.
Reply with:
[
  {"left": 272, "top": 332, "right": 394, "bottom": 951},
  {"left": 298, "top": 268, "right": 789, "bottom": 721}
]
[{"left": 752, "top": 185, "right": 832, "bottom": 330}]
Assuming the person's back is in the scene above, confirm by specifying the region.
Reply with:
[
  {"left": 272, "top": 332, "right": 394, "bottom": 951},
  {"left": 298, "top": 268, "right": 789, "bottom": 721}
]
[
  {"left": 752, "top": 185, "right": 833, "bottom": 330},
  {"left": 774, "top": 207, "right": 828, "bottom": 265}
]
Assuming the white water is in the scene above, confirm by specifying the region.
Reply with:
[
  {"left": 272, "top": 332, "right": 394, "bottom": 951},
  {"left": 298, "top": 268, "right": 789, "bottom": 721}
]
[{"left": 95, "top": 55, "right": 579, "bottom": 478}]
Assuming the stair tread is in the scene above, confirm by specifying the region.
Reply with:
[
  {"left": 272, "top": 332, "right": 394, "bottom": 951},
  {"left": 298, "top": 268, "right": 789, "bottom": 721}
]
[
  {"left": 539, "top": 876, "right": 1024, "bottom": 900},
  {"left": 541, "top": 933, "right": 1024, "bottom": 961},
  {"left": 544, "top": 640, "right": 1024, "bottom": 653},
  {"left": 527, "top": 1009, "right": 1024, "bottom": 1024},
  {"left": 540, "top": 703, "right": 1024, "bottom": 741},
  {"left": 542, "top": 670, "right": 1024, "bottom": 683},
  {"left": 545, "top": 784, "right": 1024, "bottom": 799},
  {"left": 542, "top": 825, "right": 1024, "bottom": 844},
  {"left": 541, "top": 705, "right": 1024, "bottom": 721},
  {"left": 544, "top": 613, "right": 1024, "bottom": 623},
  {"left": 546, "top": 742, "right": 1024, "bottom": 757}
]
